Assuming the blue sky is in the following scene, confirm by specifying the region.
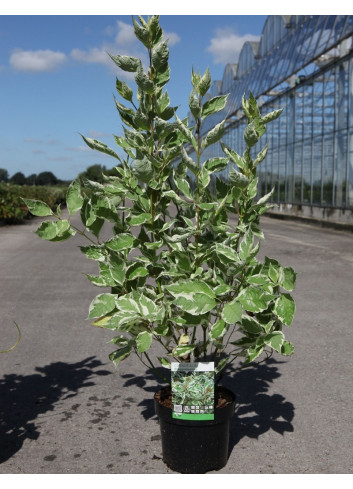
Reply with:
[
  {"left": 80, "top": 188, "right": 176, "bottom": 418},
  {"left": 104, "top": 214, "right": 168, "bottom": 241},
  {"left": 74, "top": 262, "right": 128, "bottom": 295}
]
[
  {"left": 1, "top": 1, "right": 330, "bottom": 181},
  {"left": 0, "top": 9, "right": 271, "bottom": 181}
]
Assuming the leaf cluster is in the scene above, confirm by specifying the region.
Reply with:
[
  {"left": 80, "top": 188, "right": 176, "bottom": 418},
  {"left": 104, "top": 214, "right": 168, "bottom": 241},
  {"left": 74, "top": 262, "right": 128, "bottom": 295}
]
[{"left": 26, "top": 15, "right": 296, "bottom": 380}]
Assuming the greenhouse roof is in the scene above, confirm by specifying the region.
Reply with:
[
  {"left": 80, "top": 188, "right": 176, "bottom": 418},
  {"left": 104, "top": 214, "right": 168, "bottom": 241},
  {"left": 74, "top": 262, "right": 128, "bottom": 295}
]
[{"left": 201, "top": 15, "right": 353, "bottom": 134}]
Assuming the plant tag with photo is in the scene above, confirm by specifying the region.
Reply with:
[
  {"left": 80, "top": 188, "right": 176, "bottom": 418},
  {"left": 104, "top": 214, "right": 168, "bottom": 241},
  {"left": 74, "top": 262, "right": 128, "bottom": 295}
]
[{"left": 171, "top": 362, "right": 215, "bottom": 420}]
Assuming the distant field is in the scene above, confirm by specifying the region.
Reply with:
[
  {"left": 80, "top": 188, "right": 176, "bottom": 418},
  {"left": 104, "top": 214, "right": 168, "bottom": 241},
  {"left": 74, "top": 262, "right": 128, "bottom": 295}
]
[{"left": 0, "top": 183, "right": 67, "bottom": 223}]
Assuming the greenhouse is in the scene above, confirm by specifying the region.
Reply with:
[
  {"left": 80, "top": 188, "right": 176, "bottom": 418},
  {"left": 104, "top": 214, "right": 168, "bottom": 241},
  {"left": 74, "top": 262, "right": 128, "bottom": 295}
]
[{"left": 188, "top": 15, "right": 353, "bottom": 225}]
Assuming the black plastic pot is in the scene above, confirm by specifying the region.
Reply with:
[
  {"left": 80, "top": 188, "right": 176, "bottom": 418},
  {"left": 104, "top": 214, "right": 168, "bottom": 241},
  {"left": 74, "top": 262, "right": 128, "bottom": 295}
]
[{"left": 154, "top": 386, "right": 236, "bottom": 474}]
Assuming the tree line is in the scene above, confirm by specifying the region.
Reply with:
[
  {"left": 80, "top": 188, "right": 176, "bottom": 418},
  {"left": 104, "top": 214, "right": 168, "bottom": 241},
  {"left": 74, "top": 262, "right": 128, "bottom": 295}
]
[{"left": 0, "top": 164, "right": 120, "bottom": 186}]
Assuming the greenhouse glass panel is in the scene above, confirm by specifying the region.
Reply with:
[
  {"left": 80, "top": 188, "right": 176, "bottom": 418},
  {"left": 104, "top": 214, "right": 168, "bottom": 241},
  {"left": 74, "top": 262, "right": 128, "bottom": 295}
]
[
  {"left": 303, "top": 84, "right": 313, "bottom": 134},
  {"left": 293, "top": 144, "right": 303, "bottom": 203},
  {"left": 336, "top": 63, "right": 349, "bottom": 131},
  {"left": 323, "top": 71, "right": 335, "bottom": 135},
  {"left": 265, "top": 46, "right": 282, "bottom": 89},
  {"left": 279, "top": 146, "right": 287, "bottom": 202},
  {"left": 272, "top": 36, "right": 291, "bottom": 83},
  {"left": 303, "top": 138, "right": 312, "bottom": 204},
  {"left": 301, "top": 17, "right": 325, "bottom": 67},
  {"left": 252, "top": 59, "right": 270, "bottom": 97},
  {"left": 312, "top": 16, "right": 332, "bottom": 60},
  {"left": 246, "top": 67, "right": 258, "bottom": 96},
  {"left": 271, "top": 146, "right": 280, "bottom": 200},
  {"left": 277, "top": 32, "right": 299, "bottom": 82},
  {"left": 341, "top": 15, "right": 353, "bottom": 39},
  {"left": 312, "top": 136, "right": 323, "bottom": 204},
  {"left": 188, "top": 15, "right": 353, "bottom": 214},
  {"left": 322, "top": 133, "right": 334, "bottom": 205},
  {"left": 347, "top": 128, "right": 353, "bottom": 208},
  {"left": 313, "top": 77, "right": 323, "bottom": 136},
  {"left": 295, "top": 88, "right": 304, "bottom": 141},
  {"left": 331, "top": 16, "right": 348, "bottom": 45},
  {"left": 286, "top": 143, "right": 295, "bottom": 202},
  {"left": 294, "top": 17, "right": 319, "bottom": 68},
  {"left": 334, "top": 130, "right": 347, "bottom": 208}
]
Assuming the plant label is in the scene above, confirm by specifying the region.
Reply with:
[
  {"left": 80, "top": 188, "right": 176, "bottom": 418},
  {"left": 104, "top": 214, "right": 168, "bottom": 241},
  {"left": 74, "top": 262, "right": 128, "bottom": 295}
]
[{"left": 171, "top": 362, "right": 215, "bottom": 420}]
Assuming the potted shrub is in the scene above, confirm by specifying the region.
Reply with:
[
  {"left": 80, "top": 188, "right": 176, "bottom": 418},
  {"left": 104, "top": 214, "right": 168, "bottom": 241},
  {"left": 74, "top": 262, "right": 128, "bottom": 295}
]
[{"left": 23, "top": 15, "right": 296, "bottom": 473}]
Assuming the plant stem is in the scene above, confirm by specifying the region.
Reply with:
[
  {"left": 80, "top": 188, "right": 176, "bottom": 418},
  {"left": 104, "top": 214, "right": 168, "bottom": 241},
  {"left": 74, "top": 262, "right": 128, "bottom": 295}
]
[
  {"left": 195, "top": 111, "right": 202, "bottom": 260},
  {"left": 69, "top": 224, "right": 99, "bottom": 246},
  {"left": 144, "top": 352, "right": 169, "bottom": 384}
]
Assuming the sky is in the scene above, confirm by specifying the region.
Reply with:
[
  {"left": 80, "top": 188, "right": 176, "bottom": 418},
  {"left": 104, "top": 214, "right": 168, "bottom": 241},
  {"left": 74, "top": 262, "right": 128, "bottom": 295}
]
[{"left": 0, "top": 2, "right": 339, "bottom": 181}]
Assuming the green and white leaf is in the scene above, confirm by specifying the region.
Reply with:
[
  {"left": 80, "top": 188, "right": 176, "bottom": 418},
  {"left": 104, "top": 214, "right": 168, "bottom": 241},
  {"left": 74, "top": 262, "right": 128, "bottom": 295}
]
[
  {"left": 88, "top": 293, "right": 117, "bottom": 319},
  {"left": 201, "top": 120, "right": 225, "bottom": 149},
  {"left": 281, "top": 267, "right": 297, "bottom": 292},
  {"left": 244, "top": 345, "right": 264, "bottom": 364},
  {"left": 274, "top": 293, "right": 295, "bottom": 326},
  {"left": 220, "top": 141, "right": 245, "bottom": 170},
  {"left": 222, "top": 300, "right": 242, "bottom": 324},
  {"left": 116, "top": 291, "right": 157, "bottom": 319},
  {"left": 108, "top": 53, "right": 140, "bottom": 72},
  {"left": 80, "top": 245, "right": 106, "bottom": 262},
  {"left": 209, "top": 319, "right": 228, "bottom": 340},
  {"left": 198, "top": 68, "right": 211, "bottom": 96},
  {"left": 256, "top": 187, "right": 275, "bottom": 206},
  {"left": 116, "top": 77, "right": 133, "bottom": 102},
  {"left": 263, "top": 331, "right": 284, "bottom": 353},
  {"left": 136, "top": 331, "right": 152, "bottom": 353},
  {"left": 229, "top": 166, "right": 249, "bottom": 189},
  {"left": 66, "top": 179, "right": 84, "bottom": 215},
  {"left": 109, "top": 342, "right": 134, "bottom": 366},
  {"left": 172, "top": 294, "right": 216, "bottom": 316},
  {"left": 172, "top": 344, "right": 196, "bottom": 357},
  {"left": 126, "top": 262, "right": 149, "bottom": 281},
  {"left": 214, "top": 243, "right": 240, "bottom": 263},
  {"left": 239, "top": 229, "right": 255, "bottom": 261},
  {"left": 201, "top": 94, "right": 228, "bottom": 119},
  {"left": 81, "top": 135, "right": 120, "bottom": 160},
  {"left": 241, "top": 315, "right": 263, "bottom": 334},
  {"left": 253, "top": 144, "right": 269, "bottom": 168},
  {"left": 128, "top": 213, "right": 152, "bottom": 226},
  {"left": 109, "top": 254, "right": 126, "bottom": 286},
  {"left": 105, "top": 233, "right": 137, "bottom": 252},
  {"left": 174, "top": 114, "right": 196, "bottom": 149},
  {"left": 204, "top": 157, "right": 229, "bottom": 174},
  {"left": 281, "top": 340, "right": 295, "bottom": 356},
  {"left": 22, "top": 199, "right": 53, "bottom": 217},
  {"left": 262, "top": 108, "right": 283, "bottom": 124},
  {"left": 237, "top": 286, "right": 274, "bottom": 313},
  {"left": 35, "top": 220, "right": 75, "bottom": 242}
]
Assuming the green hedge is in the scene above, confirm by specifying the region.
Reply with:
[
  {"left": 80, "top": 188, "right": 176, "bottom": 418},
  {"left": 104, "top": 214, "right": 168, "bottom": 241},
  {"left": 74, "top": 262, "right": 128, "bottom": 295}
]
[{"left": 0, "top": 183, "right": 67, "bottom": 222}]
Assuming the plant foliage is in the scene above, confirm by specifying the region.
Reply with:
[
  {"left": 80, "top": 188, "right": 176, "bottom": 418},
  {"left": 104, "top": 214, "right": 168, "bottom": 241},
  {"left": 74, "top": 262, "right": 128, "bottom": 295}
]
[{"left": 26, "top": 16, "right": 296, "bottom": 381}]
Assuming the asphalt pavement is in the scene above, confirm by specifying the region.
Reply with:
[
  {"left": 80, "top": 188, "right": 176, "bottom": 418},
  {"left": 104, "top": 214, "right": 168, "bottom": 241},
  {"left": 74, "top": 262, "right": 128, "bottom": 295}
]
[{"left": 1, "top": 213, "right": 352, "bottom": 474}]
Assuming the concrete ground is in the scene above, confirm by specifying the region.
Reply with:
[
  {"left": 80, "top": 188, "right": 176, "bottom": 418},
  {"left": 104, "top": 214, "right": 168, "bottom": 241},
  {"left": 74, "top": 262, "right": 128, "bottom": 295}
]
[{"left": 0, "top": 213, "right": 352, "bottom": 474}]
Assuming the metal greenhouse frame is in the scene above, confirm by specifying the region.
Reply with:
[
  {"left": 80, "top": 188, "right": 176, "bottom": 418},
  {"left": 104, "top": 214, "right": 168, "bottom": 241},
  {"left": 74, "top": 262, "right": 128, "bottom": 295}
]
[{"left": 187, "top": 15, "right": 353, "bottom": 223}]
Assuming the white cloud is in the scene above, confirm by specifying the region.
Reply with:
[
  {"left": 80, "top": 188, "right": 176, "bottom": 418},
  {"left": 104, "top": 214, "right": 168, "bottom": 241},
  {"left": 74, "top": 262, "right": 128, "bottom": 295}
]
[
  {"left": 70, "top": 19, "right": 180, "bottom": 77},
  {"left": 10, "top": 49, "right": 67, "bottom": 73},
  {"left": 206, "top": 28, "right": 259, "bottom": 65},
  {"left": 65, "top": 145, "right": 91, "bottom": 153},
  {"left": 115, "top": 20, "right": 136, "bottom": 45},
  {"left": 71, "top": 47, "right": 110, "bottom": 66},
  {"left": 164, "top": 31, "right": 180, "bottom": 47},
  {"left": 86, "top": 130, "right": 112, "bottom": 139},
  {"left": 47, "top": 156, "right": 72, "bottom": 162},
  {"left": 24, "top": 137, "right": 42, "bottom": 144}
]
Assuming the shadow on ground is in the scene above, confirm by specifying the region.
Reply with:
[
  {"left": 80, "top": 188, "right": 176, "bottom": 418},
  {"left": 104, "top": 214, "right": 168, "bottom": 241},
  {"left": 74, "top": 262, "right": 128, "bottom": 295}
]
[
  {"left": 0, "top": 356, "right": 111, "bottom": 464},
  {"left": 222, "top": 359, "right": 295, "bottom": 454},
  {"left": 122, "top": 358, "right": 294, "bottom": 456}
]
